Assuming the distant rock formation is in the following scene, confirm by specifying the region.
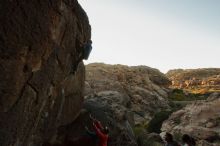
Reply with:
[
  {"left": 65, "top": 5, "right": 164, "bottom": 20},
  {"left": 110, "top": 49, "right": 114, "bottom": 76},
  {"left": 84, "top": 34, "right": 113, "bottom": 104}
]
[
  {"left": 85, "top": 63, "right": 171, "bottom": 122},
  {"left": 0, "top": 0, "right": 90, "bottom": 145},
  {"left": 161, "top": 93, "right": 220, "bottom": 145},
  {"left": 167, "top": 68, "right": 220, "bottom": 93}
]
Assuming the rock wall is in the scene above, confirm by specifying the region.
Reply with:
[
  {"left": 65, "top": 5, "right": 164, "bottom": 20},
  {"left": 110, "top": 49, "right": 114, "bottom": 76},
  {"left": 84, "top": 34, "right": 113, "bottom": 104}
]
[{"left": 0, "top": 0, "right": 90, "bottom": 145}]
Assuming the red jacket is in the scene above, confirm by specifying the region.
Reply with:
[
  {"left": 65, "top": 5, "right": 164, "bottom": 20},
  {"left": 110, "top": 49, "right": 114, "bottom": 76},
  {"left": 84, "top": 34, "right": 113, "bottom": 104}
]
[{"left": 93, "top": 121, "right": 108, "bottom": 146}]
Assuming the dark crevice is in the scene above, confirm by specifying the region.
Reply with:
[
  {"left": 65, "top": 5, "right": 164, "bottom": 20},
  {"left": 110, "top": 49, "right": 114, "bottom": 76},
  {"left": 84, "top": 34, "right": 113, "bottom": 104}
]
[
  {"left": 23, "top": 64, "right": 29, "bottom": 73},
  {"left": 50, "top": 81, "right": 55, "bottom": 87},
  {"left": 70, "top": 53, "right": 83, "bottom": 75},
  {"left": 28, "top": 46, "right": 32, "bottom": 52},
  {"left": 15, "top": 0, "right": 20, "bottom": 6},
  {"left": 76, "top": 21, "right": 83, "bottom": 35},
  {"left": 27, "top": 82, "right": 39, "bottom": 104},
  {"left": 49, "top": 0, "right": 62, "bottom": 16},
  {"left": 55, "top": 52, "right": 64, "bottom": 72},
  {"left": 62, "top": 0, "right": 69, "bottom": 6},
  {"left": 7, "top": 72, "right": 33, "bottom": 113},
  {"left": 60, "top": 23, "right": 68, "bottom": 46},
  {"left": 53, "top": 7, "right": 63, "bottom": 16},
  {"left": 2, "top": 25, "right": 8, "bottom": 37},
  {"left": 38, "top": 0, "right": 43, "bottom": 8},
  {"left": 48, "top": 0, "right": 53, "bottom": 7},
  {"left": 19, "top": 3, "right": 28, "bottom": 19},
  {"left": 0, "top": 34, "right": 4, "bottom": 44}
]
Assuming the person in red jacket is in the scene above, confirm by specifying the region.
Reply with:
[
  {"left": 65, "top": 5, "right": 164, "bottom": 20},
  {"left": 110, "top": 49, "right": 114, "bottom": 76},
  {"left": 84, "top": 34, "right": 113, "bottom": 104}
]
[{"left": 90, "top": 114, "right": 109, "bottom": 146}]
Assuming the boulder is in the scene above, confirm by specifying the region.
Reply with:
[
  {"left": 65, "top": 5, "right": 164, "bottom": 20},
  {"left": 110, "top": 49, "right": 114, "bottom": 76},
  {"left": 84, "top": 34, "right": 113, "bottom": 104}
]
[
  {"left": 161, "top": 94, "right": 220, "bottom": 144},
  {"left": 0, "top": 0, "right": 90, "bottom": 145}
]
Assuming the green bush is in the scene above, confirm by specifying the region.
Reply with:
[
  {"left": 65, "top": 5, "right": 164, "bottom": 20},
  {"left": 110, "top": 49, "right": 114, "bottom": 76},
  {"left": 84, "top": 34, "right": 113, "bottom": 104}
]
[
  {"left": 143, "top": 141, "right": 163, "bottom": 146},
  {"left": 169, "top": 101, "right": 183, "bottom": 110},
  {"left": 168, "top": 89, "right": 186, "bottom": 101},
  {"left": 168, "top": 89, "right": 209, "bottom": 101},
  {"left": 172, "top": 89, "right": 184, "bottom": 94},
  {"left": 133, "top": 126, "right": 146, "bottom": 136},
  {"left": 147, "top": 110, "right": 172, "bottom": 133}
]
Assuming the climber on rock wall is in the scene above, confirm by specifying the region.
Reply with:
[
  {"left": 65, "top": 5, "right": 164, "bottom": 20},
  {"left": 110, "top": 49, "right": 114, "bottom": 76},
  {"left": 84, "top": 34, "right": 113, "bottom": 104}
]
[
  {"left": 89, "top": 114, "right": 109, "bottom": 146},
  {"left": 82, "top": 40, "right": 92, "bottom": 60}
]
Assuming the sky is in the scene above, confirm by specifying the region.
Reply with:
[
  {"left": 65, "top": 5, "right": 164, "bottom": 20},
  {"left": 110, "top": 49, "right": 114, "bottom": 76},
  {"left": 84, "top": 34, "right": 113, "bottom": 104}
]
[{"left": 78, "top": 0, "right": 220, "bottom": 73}]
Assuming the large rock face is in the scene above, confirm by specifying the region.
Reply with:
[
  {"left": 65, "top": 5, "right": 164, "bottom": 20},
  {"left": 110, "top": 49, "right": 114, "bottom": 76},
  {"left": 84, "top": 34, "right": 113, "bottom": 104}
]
[
  {"left": 167, "top": 68, "right": 220, "bottom": 94},
  {"left": 161, "top": 93, "right": 220, "bottom": 145},
  {"left": 0, "top": 0, "right": 90, "bottom": 145}
]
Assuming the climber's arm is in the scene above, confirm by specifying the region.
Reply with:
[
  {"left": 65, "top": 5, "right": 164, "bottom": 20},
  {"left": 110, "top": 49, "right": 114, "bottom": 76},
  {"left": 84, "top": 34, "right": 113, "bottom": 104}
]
[{"left": 93, "top": 123, "right": 105, "bottom": 138}]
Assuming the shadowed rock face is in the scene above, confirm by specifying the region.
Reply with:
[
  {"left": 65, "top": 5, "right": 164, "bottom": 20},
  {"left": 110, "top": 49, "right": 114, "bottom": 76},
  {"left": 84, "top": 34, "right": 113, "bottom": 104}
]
[{"left": 0, "top": 0, "right": 90, "bottom": 145}]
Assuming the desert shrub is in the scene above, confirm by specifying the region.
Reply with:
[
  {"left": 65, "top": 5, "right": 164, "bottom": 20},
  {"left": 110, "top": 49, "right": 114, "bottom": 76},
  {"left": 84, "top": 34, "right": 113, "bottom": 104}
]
[
  {"left": 169, "top": 101, "right": 184, "bottom": 111},
  {"left": 133, "top": 126, "right": 146, "bottom": 137},
  {"left": 172, "top": 89, "right": 184, "bottom": 94},
  {"left": 143, "top": 140, "right": 163, "bottom": 146},
  {"left": 168, "top": 89, "right": 186, "bottom": 101},
  {"left": 168, "top": 89, "right": 209, "bottom": 101},
  {"left": 147, "top": 110, "right": 172, "bottom": 133}
]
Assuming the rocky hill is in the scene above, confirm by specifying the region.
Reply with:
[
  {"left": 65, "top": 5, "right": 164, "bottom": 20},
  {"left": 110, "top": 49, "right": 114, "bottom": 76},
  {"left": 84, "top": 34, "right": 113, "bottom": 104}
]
[
  {"left": 85, "top": 63, "right": 171, "bottom": 119},
  {"left": 167, "top": 68, "right": 220, "bottom": 94}
]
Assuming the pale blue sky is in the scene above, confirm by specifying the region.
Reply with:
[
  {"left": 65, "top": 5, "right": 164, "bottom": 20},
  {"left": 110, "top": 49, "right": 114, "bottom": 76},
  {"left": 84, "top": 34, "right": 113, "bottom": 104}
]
[{"left": 78, "top": 0, "right": 220, "bottom": 73}]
